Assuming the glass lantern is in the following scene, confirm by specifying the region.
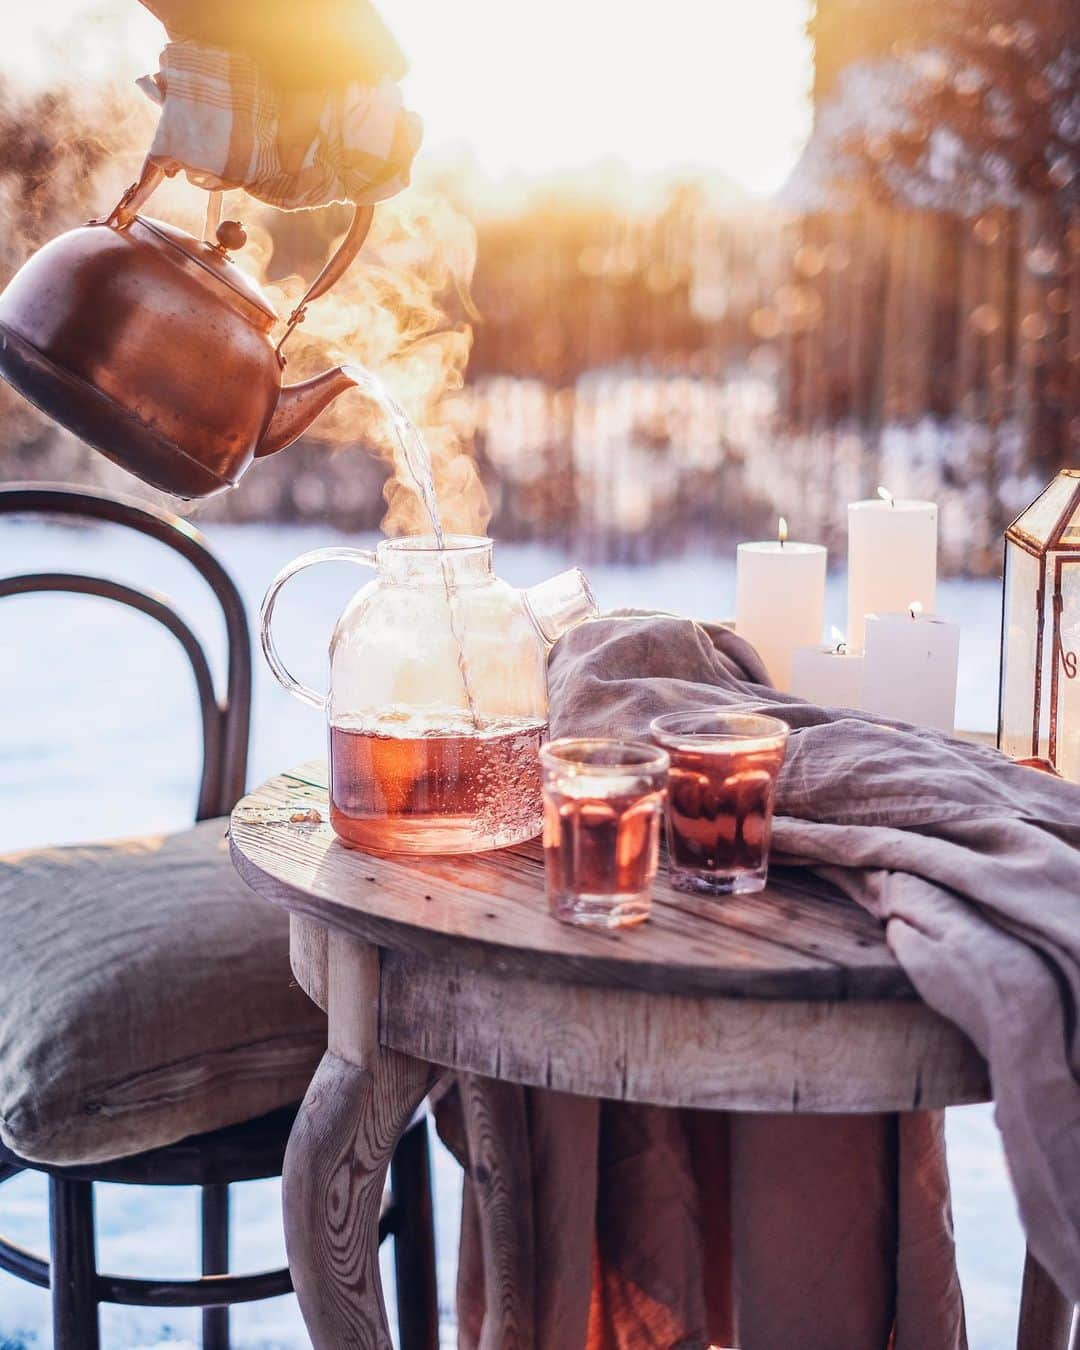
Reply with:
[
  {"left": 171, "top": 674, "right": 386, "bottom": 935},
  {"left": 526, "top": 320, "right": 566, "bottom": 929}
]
[{"left": 998, "top": 471, "right": 1080, "bottom": 780}]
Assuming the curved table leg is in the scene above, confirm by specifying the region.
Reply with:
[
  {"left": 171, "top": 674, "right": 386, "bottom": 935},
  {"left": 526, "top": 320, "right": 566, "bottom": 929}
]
[
  {"left": 460, "top": 1074, "right": 536, "bottom": 1350},
  {"left": 283, "top": 930, "right": 434, "bottom": 1349}
]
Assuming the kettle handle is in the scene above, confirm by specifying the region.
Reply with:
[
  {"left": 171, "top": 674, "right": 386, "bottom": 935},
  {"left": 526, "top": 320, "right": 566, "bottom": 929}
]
[
  {"left": 98, "top": 160, "right": 167, "bottom": 230},
  {"left": 260, "top": 546, "right": 377, "bottom": 710},
  {"left": 277, "top": 203, "right": 376, "bottom": 354}
]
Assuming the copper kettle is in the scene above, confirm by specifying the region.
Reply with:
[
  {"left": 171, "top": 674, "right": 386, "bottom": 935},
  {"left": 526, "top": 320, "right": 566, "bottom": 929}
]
[{"left": 0, "top": 163, "right": 370, "bottom": 498}]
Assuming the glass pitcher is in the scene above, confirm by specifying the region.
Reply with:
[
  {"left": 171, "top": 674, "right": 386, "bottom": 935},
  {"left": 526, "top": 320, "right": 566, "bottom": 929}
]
[{"left": 260, "top": 535, "right": 598, "bottom": 854}]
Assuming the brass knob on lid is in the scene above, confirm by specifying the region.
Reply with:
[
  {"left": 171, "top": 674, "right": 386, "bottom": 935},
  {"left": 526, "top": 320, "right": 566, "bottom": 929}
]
[{"left": 215, "top": 220, "right": 247, "bottom": 253}]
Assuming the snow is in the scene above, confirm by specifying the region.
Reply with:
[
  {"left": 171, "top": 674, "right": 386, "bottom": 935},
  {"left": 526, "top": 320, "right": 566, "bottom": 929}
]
[{"left": 0, "top": 519, "right": 1022, "bottom": 1347}]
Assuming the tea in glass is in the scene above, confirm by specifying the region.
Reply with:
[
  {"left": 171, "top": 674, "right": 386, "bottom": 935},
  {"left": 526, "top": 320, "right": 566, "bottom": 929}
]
[
  {"left": 540, "top": 738, "right": 669, "bottom": 928},
  {"left": 649, "top": 711, "right": 789, "bottom": 895},
  {"left": 330, "top": 713, "right": 547, "bottom": 854}
]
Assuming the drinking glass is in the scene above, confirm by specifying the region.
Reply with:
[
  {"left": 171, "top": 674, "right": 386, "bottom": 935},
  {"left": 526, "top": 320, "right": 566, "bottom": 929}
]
[
  {"left": 540, "top": 738, "right": 670, "bottom": 928},
  {"left": 649, "top": 711, "right": 790, "bottom": 896}
]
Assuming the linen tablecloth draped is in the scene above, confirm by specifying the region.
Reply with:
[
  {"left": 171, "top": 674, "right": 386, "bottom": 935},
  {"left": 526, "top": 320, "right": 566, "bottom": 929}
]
[{"left": 440, "top": 612, "right": 1080, "bottom": 1349}]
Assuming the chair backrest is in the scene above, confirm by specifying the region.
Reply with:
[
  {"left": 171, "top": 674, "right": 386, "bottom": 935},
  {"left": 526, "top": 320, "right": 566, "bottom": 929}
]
[{"left": 0, "top": 482, "right": 251, "bottom": 820}]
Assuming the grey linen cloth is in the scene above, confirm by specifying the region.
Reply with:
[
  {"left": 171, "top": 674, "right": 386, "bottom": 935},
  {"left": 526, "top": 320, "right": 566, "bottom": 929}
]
[{"left": 548, "top": 611, "right": 1080, "bottom": 1304}]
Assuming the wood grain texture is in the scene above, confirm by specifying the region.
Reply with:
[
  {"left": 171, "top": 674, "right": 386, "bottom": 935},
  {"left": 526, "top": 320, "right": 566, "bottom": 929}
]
[
  {"left": 460, "top": 1076, "right": 536, "bottom": 1350},
  {"left": 282, "top": 932, "right": 438, "bottom": 1349},
  {"left": 379, "top": 952, "right": 989, "bottom": 1112},
  {"left": 290, "top": 913, "right": 327, "bottom": 1010},
  {"left": 283, "top": 1047, "right": 433, "bottom": 1349},
  {"left": 327, "top": 931, "right": 379, "bottom": 1067},
  {"left": 233, "top": 765, "right": 914, "bottom": 1002}
]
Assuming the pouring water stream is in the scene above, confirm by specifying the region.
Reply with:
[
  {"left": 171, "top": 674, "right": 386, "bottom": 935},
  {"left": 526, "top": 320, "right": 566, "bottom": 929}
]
[{"left": 342, "top": 364, "right": 482, "bottom": 728}]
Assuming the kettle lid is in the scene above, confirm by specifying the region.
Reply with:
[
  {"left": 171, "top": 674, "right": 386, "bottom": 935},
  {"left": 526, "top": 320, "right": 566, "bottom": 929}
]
[{"left": 133, "top": 215, "right": 278, "bottom": 324}]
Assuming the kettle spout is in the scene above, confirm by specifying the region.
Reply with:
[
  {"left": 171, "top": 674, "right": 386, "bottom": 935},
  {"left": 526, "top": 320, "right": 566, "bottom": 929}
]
[
  {"left": 524, "top": 569, "right": 599, "bottom": 646},
  {"left": 256, "top": 366, "right": 359, "bottom": 458}
]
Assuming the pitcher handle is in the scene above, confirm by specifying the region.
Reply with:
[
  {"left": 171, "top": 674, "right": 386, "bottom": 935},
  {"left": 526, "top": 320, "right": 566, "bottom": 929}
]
[{"left": 260, "top": 547, "right": 377, "bottom": 710}]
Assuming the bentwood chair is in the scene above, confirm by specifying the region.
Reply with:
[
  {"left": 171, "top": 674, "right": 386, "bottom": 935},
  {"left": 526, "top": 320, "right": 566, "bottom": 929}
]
[{"left": 0, "top": 484, "right": 439, "bottom": 1349}]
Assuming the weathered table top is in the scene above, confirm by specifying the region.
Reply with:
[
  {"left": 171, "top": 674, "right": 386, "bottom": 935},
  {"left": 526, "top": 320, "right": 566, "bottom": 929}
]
[
  {"left": 231, "top": 760, "right": 912, "bottom": 1002},
  {"left": 231, "top": 763, "right": 994, "bottom": 1349},
  {"left": 231, "top": 761, "right": 990, "bottom": 1116}
]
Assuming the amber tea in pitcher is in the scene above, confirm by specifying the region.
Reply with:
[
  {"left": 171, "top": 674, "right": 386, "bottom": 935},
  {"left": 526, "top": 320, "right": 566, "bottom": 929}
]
[
  {"left": 262, "top": 536, "right": 597, "bottom": 855},
  {"left": 330, "top": 715, "right": 547, "bottom": 853}
]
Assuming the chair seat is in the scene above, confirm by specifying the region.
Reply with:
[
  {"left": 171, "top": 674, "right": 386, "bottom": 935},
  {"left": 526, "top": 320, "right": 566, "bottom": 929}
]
[{"left": 0, "top": 819, "right": 326, "bottom": 1167}]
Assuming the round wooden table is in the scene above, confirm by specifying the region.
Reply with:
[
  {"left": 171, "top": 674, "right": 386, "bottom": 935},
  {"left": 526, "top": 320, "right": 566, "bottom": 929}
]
[{"left": 230, "top": 761, "right": 992, "bottom": 1349}]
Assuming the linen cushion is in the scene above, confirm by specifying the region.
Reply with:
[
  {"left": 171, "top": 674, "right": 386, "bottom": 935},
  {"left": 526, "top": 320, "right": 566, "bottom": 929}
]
[{"left": 0, "top": 818, "right": 326, "bottom": 1166}]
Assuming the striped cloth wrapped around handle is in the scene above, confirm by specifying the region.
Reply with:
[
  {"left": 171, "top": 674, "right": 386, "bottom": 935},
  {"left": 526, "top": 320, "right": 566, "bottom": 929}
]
[{"left": 136, "top": 0, "right": 422, "bottom": 209}]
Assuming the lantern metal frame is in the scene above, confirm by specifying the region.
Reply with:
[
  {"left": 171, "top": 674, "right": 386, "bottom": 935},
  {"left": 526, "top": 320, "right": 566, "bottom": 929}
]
[{"left": 998, "top": 469, "right": 1080, "bottom": 771}]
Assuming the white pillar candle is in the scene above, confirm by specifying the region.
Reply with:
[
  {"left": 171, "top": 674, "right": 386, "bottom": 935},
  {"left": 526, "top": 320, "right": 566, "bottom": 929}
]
[
  {"left": 736, "top": 519, "right": 827, "bottom": 692},
  {"left": 791, "top": 632, "right": 865, "bottom": 709},
  {"left": 862, "top": 607, "right": 960, "bottom": 731},
  {"left": 848, "top": 489, "right": 938, "bottom": 649}
]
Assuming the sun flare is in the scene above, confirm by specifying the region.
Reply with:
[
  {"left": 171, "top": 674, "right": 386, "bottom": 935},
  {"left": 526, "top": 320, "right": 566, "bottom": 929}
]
[{"left": 3, "top": 0, "right": 812, "bottom": 199}]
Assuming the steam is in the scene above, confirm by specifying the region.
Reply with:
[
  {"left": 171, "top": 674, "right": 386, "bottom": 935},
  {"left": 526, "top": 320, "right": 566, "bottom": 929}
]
[
  {"left": 255, "top": 192, "right": 490, "bottom": 538},
  {"left": 0, "top": 25, "right": 489, "bottom": 538},
  {"left": 0, "top": 62, "right": 157, "bottom": 466}
]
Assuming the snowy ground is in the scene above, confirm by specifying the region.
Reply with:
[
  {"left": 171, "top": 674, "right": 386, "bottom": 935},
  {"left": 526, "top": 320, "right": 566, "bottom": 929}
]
[{"left": 0, "top": 520, "right": 1023, "bottom": 1347}]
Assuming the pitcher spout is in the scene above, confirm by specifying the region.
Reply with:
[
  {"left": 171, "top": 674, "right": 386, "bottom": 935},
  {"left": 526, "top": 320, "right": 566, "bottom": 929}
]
[
  {"left": 524, "top": 569, "right": 599, "bottom": 646},
  {"left": 256, "top": 365, "right": 359, "bottom": 458}
]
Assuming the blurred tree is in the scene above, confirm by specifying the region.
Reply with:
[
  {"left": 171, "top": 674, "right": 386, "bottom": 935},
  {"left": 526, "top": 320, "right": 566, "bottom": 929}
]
[
  {"left": 0, "top": 81, "right": 120, "bottom": 265},
  {"left": 852, "top": 0, "right": 1078, "bottom": 218},
  {"left": 0, "top": 76, "right": 146, "bottom": 461},
  {"left": 834, "top": 0, "right": 1079, "bottom": 469}
]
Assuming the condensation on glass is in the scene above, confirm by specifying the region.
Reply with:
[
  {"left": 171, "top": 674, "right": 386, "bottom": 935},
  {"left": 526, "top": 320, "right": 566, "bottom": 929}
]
[
  {"left": 999, "top": 471, "right": 1080, "bottom": 781},
  {"left": 261, "top": 535, "right": 598, "bottom": 852}
]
